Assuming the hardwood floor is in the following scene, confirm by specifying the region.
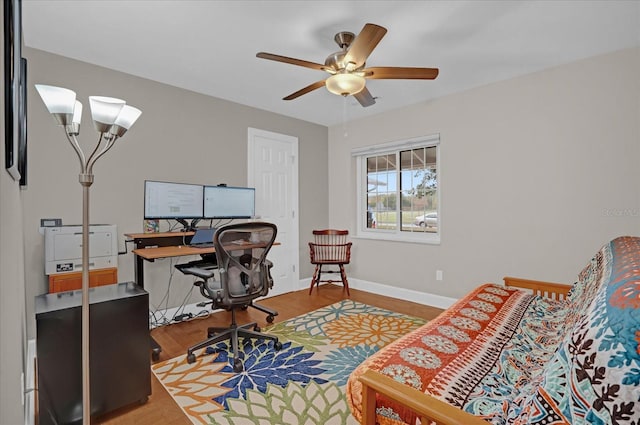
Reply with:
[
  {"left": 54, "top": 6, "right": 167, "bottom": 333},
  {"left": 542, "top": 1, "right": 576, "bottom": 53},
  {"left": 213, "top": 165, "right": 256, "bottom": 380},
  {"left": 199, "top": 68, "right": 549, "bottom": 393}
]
[{"left": 98, "top": 284, "right": 444, "bottom": 424}]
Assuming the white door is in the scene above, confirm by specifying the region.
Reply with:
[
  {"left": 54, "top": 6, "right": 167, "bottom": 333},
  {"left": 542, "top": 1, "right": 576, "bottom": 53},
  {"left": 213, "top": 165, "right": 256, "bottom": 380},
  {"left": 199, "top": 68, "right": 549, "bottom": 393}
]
[{"left": 248, "top": 128, "right": 299, "bottom": 296}]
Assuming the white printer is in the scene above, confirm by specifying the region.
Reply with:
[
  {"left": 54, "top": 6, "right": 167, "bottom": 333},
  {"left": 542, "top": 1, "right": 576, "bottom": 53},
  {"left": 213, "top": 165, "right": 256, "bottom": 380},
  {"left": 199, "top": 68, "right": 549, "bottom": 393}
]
[{"left": 44, "top": 225, "right": 118, "bottom": 275}]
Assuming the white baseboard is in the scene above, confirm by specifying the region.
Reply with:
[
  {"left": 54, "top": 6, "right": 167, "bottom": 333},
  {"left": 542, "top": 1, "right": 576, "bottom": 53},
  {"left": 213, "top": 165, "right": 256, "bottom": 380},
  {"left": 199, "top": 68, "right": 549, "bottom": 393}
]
[{"left": 297, "top": 277, "right": 458, "bottom": 310}]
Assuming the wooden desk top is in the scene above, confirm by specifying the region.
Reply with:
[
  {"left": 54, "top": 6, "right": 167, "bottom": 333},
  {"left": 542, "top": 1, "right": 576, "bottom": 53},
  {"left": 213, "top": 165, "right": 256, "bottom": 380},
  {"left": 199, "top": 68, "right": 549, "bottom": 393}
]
[
  {"left": 133, "top": 245, "right": 215, "bottom": 260},
  {"left": 133, "top": 241, "right": 280, "bottom": 260},
  {"left": 124, "top": 231, "right": 194, "bottom": 239}
]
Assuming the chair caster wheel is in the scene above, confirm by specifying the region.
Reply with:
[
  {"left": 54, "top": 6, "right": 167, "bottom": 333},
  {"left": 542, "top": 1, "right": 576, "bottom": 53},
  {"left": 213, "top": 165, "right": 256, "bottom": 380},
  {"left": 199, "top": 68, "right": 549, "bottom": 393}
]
[
  {"left": 274, "top": 341, "right": 283, "bottom": 351},
  {"left": 233, "top": 358, "right": 243, "bottom": 373},
  {"left": 253, "top": 325, "right": 261, "bottom": 332},
  {"left": 241, "top": 304, "right": 249, "bottom": 310},
  {"left": 186, "top": 353, "right": 196, "bottom": 364},
  {"left": 267, "top": 315, "right": 275, "bottom": 323}
]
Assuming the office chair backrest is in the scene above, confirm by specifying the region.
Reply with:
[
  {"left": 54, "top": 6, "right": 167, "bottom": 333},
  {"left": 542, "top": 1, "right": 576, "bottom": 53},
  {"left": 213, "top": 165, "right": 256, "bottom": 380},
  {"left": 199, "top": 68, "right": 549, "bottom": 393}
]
[{"left": 214, "top": 222, "right": 277, "bottom": 305}]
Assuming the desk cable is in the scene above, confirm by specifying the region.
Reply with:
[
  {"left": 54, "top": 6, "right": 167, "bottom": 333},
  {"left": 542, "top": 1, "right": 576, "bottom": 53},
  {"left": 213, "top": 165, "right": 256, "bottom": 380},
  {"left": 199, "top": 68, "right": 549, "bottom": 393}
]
[
  {"left": 149, "top": 258, "right": 178, "bottom": 328},
  {"left": 169, "top": 278, "right": 198, "bottom": 322},
  {"left": 148, "top": 257, "right": 213, "bottom": 328}
]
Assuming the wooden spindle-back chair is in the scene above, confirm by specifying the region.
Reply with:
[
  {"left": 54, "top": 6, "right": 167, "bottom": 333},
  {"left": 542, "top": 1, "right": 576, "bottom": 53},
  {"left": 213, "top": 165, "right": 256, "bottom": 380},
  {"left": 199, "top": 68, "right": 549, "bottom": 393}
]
[{"left": 308, "top": 229, "right": 352, "bottom": 295}]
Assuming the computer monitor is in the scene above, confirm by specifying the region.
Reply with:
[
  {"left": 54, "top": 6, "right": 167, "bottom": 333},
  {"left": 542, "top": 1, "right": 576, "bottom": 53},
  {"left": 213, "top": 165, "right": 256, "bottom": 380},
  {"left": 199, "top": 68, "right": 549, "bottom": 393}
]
[
  {"left": 144, "top": 180, "right": 204, "bottom": 220},
  {"left": 204, "top": 186, "right": 255, "bottom": 219}
]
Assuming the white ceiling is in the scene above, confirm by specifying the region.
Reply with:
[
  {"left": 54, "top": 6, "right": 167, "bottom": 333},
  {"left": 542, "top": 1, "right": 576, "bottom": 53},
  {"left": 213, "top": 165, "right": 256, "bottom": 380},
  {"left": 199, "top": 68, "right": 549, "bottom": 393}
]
[{"left": 22, "top": 0, "right": 640, "bottom": 127}]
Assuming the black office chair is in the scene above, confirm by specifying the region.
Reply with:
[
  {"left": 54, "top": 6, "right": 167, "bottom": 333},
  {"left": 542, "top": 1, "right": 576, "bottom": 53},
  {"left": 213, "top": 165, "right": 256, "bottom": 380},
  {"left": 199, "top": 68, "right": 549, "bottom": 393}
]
[{"left": 176, "top": 222, "right": 282, "bottom": 372}]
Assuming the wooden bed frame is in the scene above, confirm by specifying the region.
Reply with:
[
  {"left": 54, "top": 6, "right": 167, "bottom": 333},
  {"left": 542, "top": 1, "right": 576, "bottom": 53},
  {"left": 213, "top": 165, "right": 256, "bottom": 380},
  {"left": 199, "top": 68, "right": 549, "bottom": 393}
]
[{"left": 357, "top": 277, "right": 573, "bottom": 425}]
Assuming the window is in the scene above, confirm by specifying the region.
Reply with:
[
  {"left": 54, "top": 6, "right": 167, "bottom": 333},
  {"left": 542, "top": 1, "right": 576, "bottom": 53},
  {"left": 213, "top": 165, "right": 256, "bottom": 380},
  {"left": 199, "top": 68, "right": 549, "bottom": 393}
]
[{"left": 353, "top": 134, "right": 440, "bottom": 244}]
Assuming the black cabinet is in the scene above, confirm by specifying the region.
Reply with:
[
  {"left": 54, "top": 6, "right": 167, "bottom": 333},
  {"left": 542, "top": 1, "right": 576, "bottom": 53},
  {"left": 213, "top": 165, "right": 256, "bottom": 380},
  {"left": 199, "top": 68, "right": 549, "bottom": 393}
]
[{"left": 35, "top": 282, "right": 151, "bottom": 424}]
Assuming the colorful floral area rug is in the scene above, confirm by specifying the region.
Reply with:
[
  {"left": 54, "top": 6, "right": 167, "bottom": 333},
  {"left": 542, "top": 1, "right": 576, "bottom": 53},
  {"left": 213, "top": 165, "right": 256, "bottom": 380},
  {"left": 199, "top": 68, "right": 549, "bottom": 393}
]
[{"left": 152, "top": 300, "right": 427, "bottom": 424}]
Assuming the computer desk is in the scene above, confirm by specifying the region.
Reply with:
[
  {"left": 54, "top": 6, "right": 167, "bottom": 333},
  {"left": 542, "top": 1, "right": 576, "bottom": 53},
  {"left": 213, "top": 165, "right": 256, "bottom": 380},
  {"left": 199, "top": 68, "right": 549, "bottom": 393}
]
[
  {"left": 127, "top": 231, "right": 201, "bottom": 287},
  {"left": 124, "top": 231, "right": 278, "bottom": 359}
]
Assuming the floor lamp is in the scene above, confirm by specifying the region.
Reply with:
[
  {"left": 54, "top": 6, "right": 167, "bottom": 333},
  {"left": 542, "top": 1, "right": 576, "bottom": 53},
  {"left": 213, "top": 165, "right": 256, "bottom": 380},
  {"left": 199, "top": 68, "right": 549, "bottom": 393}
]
[{"left": 35, "top": 84, "right": 141, "bottom": 425}]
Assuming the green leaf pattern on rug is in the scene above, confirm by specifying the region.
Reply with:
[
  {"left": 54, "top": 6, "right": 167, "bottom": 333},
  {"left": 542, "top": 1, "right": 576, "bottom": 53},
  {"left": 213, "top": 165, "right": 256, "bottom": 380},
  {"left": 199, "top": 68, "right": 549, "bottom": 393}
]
[
  {"left": 209, "top": 381, "right": 357, "bottom": 425},
  {"left": 276, "top": 300, "right": 424, "bottom": 338},
  {"left": 274, "top": 300, "right": 374, "bottom": 337},
  {"left": 266, "top": 323, "right": 329, "bottom": 353}
]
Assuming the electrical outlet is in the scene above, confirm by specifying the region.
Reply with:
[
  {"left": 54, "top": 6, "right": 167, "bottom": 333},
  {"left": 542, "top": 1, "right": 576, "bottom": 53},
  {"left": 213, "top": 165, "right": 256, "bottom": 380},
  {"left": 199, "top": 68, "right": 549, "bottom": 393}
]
[{"left": 436, "top": 270, "right": 443, "bottom": 281}]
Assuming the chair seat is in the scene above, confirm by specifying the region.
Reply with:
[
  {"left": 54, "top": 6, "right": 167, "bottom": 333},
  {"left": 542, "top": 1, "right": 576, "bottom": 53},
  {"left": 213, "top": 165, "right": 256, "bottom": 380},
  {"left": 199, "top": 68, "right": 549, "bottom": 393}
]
[{"left": 203, "top": 275, "right": 246, "bottom": 297}]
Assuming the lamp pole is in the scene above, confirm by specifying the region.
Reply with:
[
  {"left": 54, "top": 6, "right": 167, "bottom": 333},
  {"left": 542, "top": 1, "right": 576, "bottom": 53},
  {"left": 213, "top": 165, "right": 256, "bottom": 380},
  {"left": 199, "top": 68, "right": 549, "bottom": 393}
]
[
  {"left": 80, "top": 174, "right": 91, "bottom": 421},
  {"left": 70, "top": 130, "right": 108, "bottom": 424},
  {"left": 35, "top": 85, "right": 141, "bottom": 425}
]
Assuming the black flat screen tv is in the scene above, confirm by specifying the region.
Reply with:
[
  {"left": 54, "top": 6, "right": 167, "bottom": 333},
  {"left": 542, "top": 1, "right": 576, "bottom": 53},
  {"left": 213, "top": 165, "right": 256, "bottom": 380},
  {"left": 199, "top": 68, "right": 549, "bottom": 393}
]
[
  {"left": 204, "top": 186, "right": 255, "bottom": 219},
  {"left": 144, "top": 180, "right": 203, "bottom": 220}
]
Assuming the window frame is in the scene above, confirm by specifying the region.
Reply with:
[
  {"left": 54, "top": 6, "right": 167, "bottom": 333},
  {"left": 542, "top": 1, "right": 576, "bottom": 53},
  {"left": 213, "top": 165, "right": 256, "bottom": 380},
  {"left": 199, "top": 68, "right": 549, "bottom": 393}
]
[{"left": 353, "top": 134, "right": 441, "bottom": 244}]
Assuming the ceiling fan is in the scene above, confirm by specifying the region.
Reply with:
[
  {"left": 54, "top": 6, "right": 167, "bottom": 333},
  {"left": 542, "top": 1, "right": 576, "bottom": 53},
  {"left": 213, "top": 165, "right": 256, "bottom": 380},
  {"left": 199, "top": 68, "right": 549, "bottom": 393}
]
[{"left": 256, "top": 23, "right": 439, "bottom": 107}]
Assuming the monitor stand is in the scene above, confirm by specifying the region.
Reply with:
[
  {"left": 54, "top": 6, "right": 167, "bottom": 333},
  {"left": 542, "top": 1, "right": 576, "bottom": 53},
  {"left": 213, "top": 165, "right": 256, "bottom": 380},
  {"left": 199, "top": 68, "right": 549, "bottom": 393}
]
[{"left": 176, "top": 219, "right": 200, "bottom": 231}]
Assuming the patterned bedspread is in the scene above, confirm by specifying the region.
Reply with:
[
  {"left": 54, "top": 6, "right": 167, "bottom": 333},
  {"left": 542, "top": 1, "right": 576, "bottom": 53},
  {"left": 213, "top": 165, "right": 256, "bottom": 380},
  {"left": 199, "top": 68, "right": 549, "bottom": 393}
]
[{"left": 347, "top": 236, "right": 640, "bottom": 425}]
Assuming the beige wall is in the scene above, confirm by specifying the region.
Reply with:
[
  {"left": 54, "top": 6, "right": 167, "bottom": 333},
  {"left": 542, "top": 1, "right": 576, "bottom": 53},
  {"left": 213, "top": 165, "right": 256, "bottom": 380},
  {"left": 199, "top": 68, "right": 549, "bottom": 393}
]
[
  {"left": 1, "top": 4, "right": 27, "bottom": 422},
  {"left": 328, "top": 47, "right": 640, "bottom": 299},
  {"left": 22, "top": 48, "right": 328, "bottom": 338}
]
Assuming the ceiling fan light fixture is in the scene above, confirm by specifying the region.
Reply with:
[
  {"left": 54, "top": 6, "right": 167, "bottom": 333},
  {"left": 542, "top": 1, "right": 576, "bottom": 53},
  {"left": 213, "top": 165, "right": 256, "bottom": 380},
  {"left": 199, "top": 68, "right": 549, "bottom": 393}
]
[{"left": 325, "top": 73, "right": 366, "bottom": 97}]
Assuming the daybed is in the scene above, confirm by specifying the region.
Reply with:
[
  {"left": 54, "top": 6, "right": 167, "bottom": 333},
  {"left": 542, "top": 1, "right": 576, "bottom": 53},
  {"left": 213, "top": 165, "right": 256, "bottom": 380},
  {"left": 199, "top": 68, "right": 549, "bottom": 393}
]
[{"left": 347, "top": 236, "right": 640, "bottom": 424}]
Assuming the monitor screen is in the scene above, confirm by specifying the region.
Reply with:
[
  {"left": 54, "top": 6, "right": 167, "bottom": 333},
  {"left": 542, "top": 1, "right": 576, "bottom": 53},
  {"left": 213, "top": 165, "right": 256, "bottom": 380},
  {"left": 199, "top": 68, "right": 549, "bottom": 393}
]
[
  {"left": 144, "top": 180, "right": 204, "bottom": 219},
  {"left": 204, "top": 186, "right": 255, "bottom": 219}
]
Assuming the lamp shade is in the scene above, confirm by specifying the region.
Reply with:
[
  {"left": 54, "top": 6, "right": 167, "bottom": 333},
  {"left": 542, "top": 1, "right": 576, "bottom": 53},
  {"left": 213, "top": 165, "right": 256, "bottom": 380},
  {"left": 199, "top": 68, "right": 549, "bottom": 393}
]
[
  {"left": 35, "top": 85, "right": 77, "bottom": 125},
  {"left": 89, "top": 96, "right": 126, "bottom": 132},
  {"left": 325, "top": 73, "right": 366, "bottom": 96},
  {"left": 110, "top": 105, "right": 142, "bottom": 137},
  {"left": 114, "top": 105, "right": 142, "bottom": 130}
]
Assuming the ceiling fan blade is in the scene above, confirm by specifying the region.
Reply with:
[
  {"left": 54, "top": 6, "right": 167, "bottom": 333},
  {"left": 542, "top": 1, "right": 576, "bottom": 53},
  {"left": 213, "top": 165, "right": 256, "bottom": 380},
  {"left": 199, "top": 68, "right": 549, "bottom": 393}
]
[
  {"left": 353, "top": 87, "right": 376, "bottom": 107},
  {"left": 283, "top": 80, "right": 327, "bottom": 100},
  {"left": 344, "top": 23, "right": 387, "bottom": 69},
  {"left": 257, "top": 52, "right": 329, "bottom": 72},
  {"left": 363, "top": 66, "right": 439, "bottom": 80}
]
